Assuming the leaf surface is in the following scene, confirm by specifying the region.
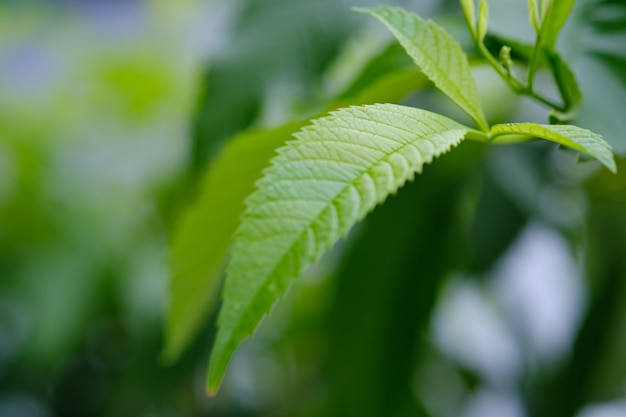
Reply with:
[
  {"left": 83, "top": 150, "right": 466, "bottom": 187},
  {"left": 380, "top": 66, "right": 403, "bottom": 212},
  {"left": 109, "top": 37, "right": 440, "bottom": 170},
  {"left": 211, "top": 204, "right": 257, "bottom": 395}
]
[
  {"left": 166, "top": 55, "right": 431, "bottom": 362},
  {"left": 490, "top": 122, "right": 616, "bottom": 172},
  {"left": 356, "top": 6, "right": 488, "bottom": 131},
  {"left": 207, "top": 104, "right": 469, "bottom": 392}
]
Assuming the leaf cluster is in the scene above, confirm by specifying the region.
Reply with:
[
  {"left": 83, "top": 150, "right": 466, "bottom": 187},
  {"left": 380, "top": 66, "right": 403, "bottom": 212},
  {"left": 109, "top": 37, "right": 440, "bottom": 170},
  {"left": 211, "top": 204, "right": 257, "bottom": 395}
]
[{"left": 166, "top": 0, "right": 619, "bottom": 397}]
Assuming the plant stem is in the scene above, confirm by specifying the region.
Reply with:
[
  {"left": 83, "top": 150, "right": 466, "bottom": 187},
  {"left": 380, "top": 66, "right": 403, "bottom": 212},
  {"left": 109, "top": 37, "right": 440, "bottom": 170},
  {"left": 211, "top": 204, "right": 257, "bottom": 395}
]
[
  {"left": 465, "top": 128, "right": 490, "bottom": 142},
  {"left": 476, "top": 43, "right": 565, "bottom": 111}
]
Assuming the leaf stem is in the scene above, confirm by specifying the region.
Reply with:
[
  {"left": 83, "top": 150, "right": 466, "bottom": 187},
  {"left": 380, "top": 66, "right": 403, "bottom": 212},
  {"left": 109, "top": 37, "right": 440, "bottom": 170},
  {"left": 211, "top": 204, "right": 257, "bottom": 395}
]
[{"left": 464, "top": 128, "right": 490, "bottom": 142}]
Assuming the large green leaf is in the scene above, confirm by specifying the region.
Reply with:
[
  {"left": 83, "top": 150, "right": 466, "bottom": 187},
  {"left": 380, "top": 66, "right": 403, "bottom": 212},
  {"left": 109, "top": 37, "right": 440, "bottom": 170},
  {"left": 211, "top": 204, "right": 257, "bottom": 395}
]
[
  {"left": 490, "top": 123, "right": 616, "bottom": 172},
  {"left": 166, "top": 66, "right": 430, "bottom": 362},
  {"left": 356, "top": 6, "right": 488, "bottom": 131},
  {"left": 207, "top": 104, "right": 470, "bottom": 392}
]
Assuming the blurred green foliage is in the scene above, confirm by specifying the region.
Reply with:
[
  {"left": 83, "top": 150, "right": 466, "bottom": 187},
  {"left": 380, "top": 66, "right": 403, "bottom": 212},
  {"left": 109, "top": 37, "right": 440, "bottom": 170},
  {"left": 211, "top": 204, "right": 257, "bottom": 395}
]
[{"left": 1, "top": 0, "right": 625, "bottom": 416}]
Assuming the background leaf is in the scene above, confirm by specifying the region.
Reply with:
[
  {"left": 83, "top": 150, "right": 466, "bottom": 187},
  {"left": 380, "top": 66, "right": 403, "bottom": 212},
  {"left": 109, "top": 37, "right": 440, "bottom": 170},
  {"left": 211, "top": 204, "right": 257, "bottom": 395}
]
[
  {"left": 207, "top": 104, "right": 469, "bottom": 391},
  {"left": 165, "top": 121, "right": 305, "bottom": 362},
  {"left": 356, "top": 6, "right": 488, "bottom": 130},
  {"left": 318, "top": 140, "right": 484, "bottom": 417},
  {"left": 190, "top": 0, "right": 356, "bottom": 174}
]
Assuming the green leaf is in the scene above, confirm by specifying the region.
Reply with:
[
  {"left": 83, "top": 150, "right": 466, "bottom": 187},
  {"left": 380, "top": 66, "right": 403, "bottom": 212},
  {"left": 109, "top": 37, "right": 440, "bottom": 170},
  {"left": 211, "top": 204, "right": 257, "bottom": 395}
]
[
  {"left": 336, "top": 42, "right": 421, "bottom": 101},
  {"left": 165, "top": 121, "right": 305, "bottom": 362},
  {"left": 207, "top": 104, "right": 469, "bottom": 392},
  {"left": 461, "top": 0, "right": 476, "bottom": 37},
  {"left": 477, "top": 0, "right": 489, "bottom": 43},
  {"left": 490, "top": 122, "right": 616, "bottom": 172},
  {"left": 166, "top": 44, "right": 432, "bottom": 363},
  {"left": 540, "top": 0, "right": 576, "bottom": 49},
  {"left": 322, "top": 172, "right": 470, "bottom": 417},
  {"left": 528, "top": 0, "right": 540, "bottom": 32},
  {"left": 355, "top": 6, "right": 488, "bottom": 131},
  {"left": 548, "top": 52, "right": 582, "bottom": 122}
]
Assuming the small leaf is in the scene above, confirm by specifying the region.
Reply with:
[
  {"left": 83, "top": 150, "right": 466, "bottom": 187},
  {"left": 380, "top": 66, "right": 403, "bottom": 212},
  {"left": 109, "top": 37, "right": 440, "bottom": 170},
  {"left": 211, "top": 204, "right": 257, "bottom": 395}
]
[
  {"left": 207, "top": 104, "right": 469, "bottom": 392},
  {"left": 490, "top": 122, "right": 616, "bottom": 172},
  {"left": 477, "top": 0, "right": 489, "bottom": 43},
  {"left": 528, "top": 0, "right": 540, "bottom": 32},
  {"left": 460, "top": 0, "right": 476, "bottom": 37},
  {"left": 540, "top": 0, "right": 576, "bottom": 49},
  {"left": 356, "top": 6, "right": 488, "bottom": 131}
]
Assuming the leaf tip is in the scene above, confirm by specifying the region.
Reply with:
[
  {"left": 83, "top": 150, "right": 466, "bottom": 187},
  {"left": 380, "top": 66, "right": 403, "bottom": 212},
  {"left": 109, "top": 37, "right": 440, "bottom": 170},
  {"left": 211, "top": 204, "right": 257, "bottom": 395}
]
[
  {"left": 606, "top": 159, "right": 618, "bottom": 174},
  {"left": 206, "top": 368, "right": 223, "bottom": 397}
]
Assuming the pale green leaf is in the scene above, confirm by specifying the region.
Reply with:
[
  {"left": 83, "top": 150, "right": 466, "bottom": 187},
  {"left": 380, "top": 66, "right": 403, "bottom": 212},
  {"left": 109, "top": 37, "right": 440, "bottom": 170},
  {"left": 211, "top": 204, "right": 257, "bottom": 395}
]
[
  {"left": 356, "top": 6, "right": 488, "bottom": 131},
  {"left": 477, "top": 0, "right": 489, "bottom": 42},
  {"left": 540, "top": 0, "right": 576, "bottom": 49},
  {"left": 207, "top": 104, "right": 469, "bottom": 392},
  {"left": 528, "top": 0, "right": 540, "bottom": 32},
  {"left": 461, "top": 0, "right": 476, "bottom": 37},
  {"left": 490, "top": 122, "right": 616, "bottom": 172}
]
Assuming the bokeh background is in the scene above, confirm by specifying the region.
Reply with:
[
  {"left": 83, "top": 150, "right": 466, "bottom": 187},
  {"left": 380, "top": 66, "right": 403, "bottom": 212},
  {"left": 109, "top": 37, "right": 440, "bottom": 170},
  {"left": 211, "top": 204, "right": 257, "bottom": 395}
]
[{"left": 1, "top": 0, "right": 625, "bottom": 416}]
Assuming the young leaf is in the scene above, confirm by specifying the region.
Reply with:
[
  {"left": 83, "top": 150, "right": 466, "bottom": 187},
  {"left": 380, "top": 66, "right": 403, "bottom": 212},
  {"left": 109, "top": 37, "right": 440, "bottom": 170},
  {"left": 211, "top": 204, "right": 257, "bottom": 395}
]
[
  {"left": 356, "top": 6, "right": 489, "bottom": 131},
  {"left": 539, "top": 0, "right": 575, "bottom": 49},
  {"left": 460, "top": 0, "right": 476, "bottom": 37},
  {"left": 528, "top": 0, "right": 540, "bottom": 32},
  {"left": 490, "top": 123, "right": 616, "bottom": 172},
  {"left": 548, "top": 52, "right": 582, "bottom": 122},
  {"left": 207, "top": 104, "right": 470, "bottom": 392},
  {"left": 477, "top": 0, "right": 489, "bottom": 43}
]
